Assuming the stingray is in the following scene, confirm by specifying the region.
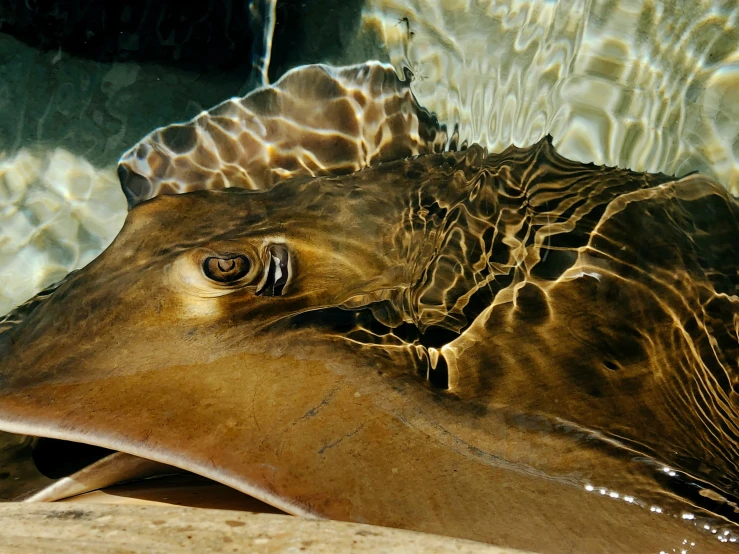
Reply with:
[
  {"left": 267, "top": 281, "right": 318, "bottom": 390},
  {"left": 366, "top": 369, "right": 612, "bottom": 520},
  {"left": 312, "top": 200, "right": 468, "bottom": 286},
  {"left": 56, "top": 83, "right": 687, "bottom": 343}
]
[{"left": 1, "top": 63, "right": 739, "bottom": 553}]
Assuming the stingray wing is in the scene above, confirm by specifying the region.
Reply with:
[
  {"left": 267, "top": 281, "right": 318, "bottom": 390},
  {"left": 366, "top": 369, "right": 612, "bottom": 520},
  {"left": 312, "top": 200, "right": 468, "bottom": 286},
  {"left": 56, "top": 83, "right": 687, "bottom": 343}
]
[{"left": 444, "top": 172, "right": 739, "bottom": 496}]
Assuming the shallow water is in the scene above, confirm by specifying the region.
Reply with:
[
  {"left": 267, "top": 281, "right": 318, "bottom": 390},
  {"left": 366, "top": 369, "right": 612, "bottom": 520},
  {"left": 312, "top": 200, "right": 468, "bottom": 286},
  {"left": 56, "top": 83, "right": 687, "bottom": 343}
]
[{"left": 366, "top": 0, "right": 739, "bottom": 187}]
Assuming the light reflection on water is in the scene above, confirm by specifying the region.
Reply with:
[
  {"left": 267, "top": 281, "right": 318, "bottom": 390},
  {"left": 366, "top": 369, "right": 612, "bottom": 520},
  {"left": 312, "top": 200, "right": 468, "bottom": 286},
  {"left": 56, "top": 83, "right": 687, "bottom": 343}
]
[
  {"left": 581, "top": 478, "right": 739, "bottom": 546},
  {"left": 363, "top": 0, "right": 739, "bottom": 191},
  {"left": 0, "top": 148, "right": 126, "bottom": 312}
]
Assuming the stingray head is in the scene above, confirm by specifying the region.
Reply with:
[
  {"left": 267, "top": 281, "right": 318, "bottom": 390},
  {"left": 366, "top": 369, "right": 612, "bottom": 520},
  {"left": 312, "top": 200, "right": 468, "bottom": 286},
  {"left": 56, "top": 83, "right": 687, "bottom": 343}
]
[
  {"left": 0, "top": 172, "right": 419, "bottom": 393},
  {"left": 0, "top": 161, "right": 486, "bottom": 536}
]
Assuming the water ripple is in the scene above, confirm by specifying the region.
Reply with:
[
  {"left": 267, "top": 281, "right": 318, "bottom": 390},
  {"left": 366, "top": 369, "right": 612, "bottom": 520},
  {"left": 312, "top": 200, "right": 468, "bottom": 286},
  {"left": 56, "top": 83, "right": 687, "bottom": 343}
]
[{"left": 362, "top": 0, "right": 739, "bottom": 192}]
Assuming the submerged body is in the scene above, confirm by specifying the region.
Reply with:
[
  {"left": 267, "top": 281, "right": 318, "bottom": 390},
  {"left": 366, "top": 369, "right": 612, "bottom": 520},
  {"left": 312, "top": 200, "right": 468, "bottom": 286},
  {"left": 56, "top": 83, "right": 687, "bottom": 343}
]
[{"left": 1, "top": 136, "right": 739, "bottom": 551}]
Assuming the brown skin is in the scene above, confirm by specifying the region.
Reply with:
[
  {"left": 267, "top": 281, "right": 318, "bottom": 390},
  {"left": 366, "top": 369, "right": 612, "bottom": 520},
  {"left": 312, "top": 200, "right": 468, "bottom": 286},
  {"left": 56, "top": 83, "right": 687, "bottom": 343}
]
[
  {"left": 1, "top": 140, "right": 738, "bottom": 552},
  {"left": 1, "top": 164, "right": 423, "bottom": 389}
]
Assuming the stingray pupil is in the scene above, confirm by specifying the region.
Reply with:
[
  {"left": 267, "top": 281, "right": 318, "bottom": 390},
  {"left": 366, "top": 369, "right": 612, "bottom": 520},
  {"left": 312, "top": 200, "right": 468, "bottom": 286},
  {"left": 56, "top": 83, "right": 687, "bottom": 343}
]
[
  {"left": 204, "top": 255, "right": 250, "bottom": 282},
  {"left": 218, "top": 259, "right": 236, "bottom": 272}
]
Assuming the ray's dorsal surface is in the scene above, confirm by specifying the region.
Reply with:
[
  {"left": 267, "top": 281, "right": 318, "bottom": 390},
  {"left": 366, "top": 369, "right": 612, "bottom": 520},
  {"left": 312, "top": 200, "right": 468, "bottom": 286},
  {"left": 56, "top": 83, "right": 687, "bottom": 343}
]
[
  {"left": 1, "top": 135, "right": 739, "bottom": 552},
  {"left": 117, "top": 62, "right": 450, "bottom": 207}
]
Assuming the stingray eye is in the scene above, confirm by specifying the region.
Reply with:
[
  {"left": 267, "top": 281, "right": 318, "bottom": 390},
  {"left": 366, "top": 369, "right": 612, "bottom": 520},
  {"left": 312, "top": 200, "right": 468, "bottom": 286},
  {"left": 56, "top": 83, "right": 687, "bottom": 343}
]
[{"left": 203, "top": 255, "right": 251, "bottom": 283}]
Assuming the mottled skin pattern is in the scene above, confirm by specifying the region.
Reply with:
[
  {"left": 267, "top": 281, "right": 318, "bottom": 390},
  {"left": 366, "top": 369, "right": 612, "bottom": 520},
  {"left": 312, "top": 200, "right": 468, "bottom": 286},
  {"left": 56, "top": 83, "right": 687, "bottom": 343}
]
[
  {"left": 1, "top": 137, "right": 739, "bottom": 552},
  {"left": 117, "top": 63, "right": 450, "bottom": 208}
]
